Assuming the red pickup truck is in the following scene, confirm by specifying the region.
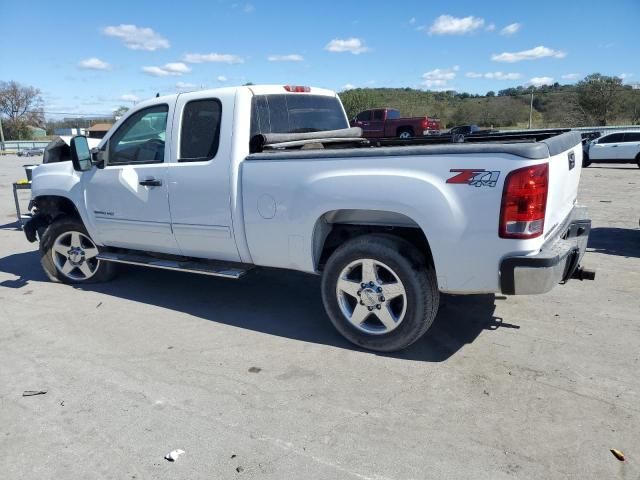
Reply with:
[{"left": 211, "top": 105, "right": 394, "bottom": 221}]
[{"left": 351, "top": 108, "right": 441, "bottom": 139}]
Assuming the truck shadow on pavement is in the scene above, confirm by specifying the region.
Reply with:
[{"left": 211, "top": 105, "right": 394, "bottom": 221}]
[
  {"left": 588, "top": 227, "right": 640, "bottom": 258},
  {"left": 0, "top": 250, "right": 515, "bottom": 362}
]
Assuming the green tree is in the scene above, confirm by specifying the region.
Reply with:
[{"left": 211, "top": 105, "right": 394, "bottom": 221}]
[
  {"left": 338, "top": 89, "right": 376, "bottom": 120},
  {"left": 576, "top": 74, "right": 623, "bottom": 125},
  {"left": 0, "top": 80, "right": 44, "bottom": 139},
  {"left": 113, "top": 105, "right": 129, "bottom": 117}
]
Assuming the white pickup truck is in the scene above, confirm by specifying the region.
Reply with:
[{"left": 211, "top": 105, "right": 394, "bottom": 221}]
[{"left": 24, "top": 85, "right": 594, "bottom": 351}]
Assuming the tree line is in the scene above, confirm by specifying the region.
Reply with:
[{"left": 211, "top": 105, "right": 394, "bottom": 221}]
[{"left": 339, "top": 74, "right": 640, "bottom": 129}]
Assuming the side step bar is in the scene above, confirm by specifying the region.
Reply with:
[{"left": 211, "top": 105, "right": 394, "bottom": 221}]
[{"left": 97, "top": 251, "right": 252, "bottom": 279}]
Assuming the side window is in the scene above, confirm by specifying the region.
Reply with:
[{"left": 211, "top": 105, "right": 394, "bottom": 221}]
[
  {"left": 387, "top": 110, "right": 401, "bottom": 120},
  {"left": 180, "top": 99, "right": 222, "bottom": 162},
  {"left": 372, "top": 110, "right": 385, "bottom": 121},
  {"left": 599, "top": 133, "right": 624, "bottom": 144},
  {"left": 109, "top": 105, "right": 169, "bottom": 165},
  {"left": 356, "top": 111, "right": 371, "bottom": 121},
  {"left": 623, "top": 132, "right": 640, "bottom": 142}
]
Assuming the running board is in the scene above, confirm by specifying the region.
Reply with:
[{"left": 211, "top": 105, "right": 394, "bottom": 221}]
[{"left": 97, "top": 252, "right": 252, "bottom": 279}]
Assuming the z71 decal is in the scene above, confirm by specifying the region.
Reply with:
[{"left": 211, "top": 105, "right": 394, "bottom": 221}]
[{"left": 446, "top": 169, "right": 500, "bottom": 188}]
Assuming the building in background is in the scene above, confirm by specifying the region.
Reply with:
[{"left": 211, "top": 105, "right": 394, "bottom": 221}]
[
  {"left": 54, "top": 127, "right": 87, "bottom": 136},
  {"left": 87, "top": 123, "right": 113, "bottom": 139},
  {"left": 27, "top": 126, "right": 47, "bottom": 138}
]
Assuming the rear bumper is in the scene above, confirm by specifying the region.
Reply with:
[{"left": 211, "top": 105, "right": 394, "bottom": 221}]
[{"left": 500, "top": 206, "right": 593, "bottom": 295}]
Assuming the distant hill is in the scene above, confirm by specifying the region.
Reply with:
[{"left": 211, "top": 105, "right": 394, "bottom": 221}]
[{"left": 338, "top": 76, "right": 640, "bottom": 129}]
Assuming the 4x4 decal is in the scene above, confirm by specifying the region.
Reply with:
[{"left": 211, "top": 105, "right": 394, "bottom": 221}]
[{"left": 446, "top": 169, "right": 500, "bottom": 188}]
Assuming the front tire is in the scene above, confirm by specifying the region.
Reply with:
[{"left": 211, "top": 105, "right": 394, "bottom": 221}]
[
  {"left": 40, "top": 217, "right": 116, "bottom": 284},
  {"left": 321, "top": 234, "right": 439, "bottom": 352}
]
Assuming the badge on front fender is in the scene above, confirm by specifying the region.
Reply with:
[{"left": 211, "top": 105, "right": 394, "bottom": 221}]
[{"left": 446, "top": 169, "right": 500, "bottom": 187}]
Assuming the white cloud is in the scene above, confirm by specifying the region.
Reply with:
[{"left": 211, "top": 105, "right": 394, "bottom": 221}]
[
  {"left": 120, "top": 94, "right": 140, "bottom": 102},
  {"left": 78, "top": 57, "right": 110, "bottom": 70},
  {"left": 342, "top": 83, "right": 356, "bottom": 90},
  {"left": 492, "top": 45, "right": 566, "bottom": 62},
  {"left": 103, "top": 24, "right": 169, "bottom": 51},
  {"left": 216, "top": 75, "right": 228, "bottom": 82},
  {"left": 619, "top": 73, "right": 633, "bottom": 80},
  {"left": 465, "top": 71, "right": 522, "bottom": 80},
  {"left": 267, "top": 54, "right": 304, "bottom": 62},
  {"left": 142, "top": 62, "right": 191, "bottom": 77},
  {"left": 500, "top": 23, "right": 521, "bottom": 36},
  {"left": 325, "top": 38, "right": 369, "bottom": 54},
  {"left": 561, "top": 73, "right": 581, "bottom": 80},
  {"left": 409, "top": 17, "right": 416, "bottom": 25},
  {"left": 142, "top": 66, "right": 170, "bottom": 77},
  {"left": 528, "top": 76, "right": 554, "bottom": 87},
  {"left": 176, "top": 82, "right": 196, "bottom": 90},
  {"left": 428, "top": 15, "right": 485, "bottom": 35},
  {"left": 422, "top": 66, "right": 459, "bottom": 88},
  {"left": 485, "top": 23, "right": 496, "bottom": 31},
  {"left": 243, "top": 3, "right": 255, "bottom": 13},
  {"left": 164, "top": 62, "right": 191, "bottom": 74},
  {"left": 183, "top": 52, "right": 244, "bottom": 64}
]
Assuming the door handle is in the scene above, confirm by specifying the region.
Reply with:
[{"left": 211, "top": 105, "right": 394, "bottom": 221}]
[{"left": 139, "top": 178, "right": 162, "bottom": 187}]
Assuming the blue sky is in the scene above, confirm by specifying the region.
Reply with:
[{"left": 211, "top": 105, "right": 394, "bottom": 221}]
[{"left": 1, "top": 0, "right": 638, "bottom": 117}]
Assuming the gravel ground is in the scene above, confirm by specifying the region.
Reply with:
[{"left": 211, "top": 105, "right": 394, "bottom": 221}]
[{"left": 0, "top": 154, "right": 638, "bottom": 479}]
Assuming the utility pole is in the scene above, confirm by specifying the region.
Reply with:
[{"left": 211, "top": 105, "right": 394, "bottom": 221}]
[
  {"left": 528, "top": 89, "right": 534, "bottom": 129},
  {"left": 0, "top": 116, "right": 5, "bottom": 144}
]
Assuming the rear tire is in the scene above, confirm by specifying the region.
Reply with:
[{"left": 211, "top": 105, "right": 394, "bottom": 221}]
[
  {"left": 40, "top": 217, "right": 116, "bottom": 284},
  {"left": 636, "top": 153, "right": 640, "bottom": 168},
  {"left": 583, "top": 152, "right": 591, "bottom": 168},
  {"left": 397, "top": 128, "right": 414, "bottom": 139},
  {"left": 321, "top": 234, "right": 439, "bottom": 352}
]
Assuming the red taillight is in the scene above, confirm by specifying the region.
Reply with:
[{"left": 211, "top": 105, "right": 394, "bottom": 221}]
[
  {"left": 421, "top": 118, "right": 429, "bottom": 129},
  {"left": 283, "top": 85, "right": 310, "bottom": 93},
  {"left": 499, "top": 163, "right": 548, "bottom": 239}
]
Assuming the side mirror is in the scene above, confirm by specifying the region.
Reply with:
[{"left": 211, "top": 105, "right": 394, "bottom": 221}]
[{"left": 70, "top": 136, "right": 93, "bottom": 172}]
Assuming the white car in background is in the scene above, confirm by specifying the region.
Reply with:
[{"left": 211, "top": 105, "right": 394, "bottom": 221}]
[{"left": 585, "top": 130, "right": 640, "bottom": 167}]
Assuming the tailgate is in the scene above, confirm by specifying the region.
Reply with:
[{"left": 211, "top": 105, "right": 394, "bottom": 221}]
[{"left": 543, "top": 132, "right": 583, "bottom": 238}]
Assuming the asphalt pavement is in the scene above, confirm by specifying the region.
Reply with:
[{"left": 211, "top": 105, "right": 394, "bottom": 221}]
[{"left": 0, "top": 154, "right": 638, "bottom": 479}]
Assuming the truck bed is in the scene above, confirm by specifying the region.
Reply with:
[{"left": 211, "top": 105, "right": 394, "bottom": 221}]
[
  {"left": 247, "top": 130, "right": 580, "bottom": 161},
  {"left": 242, "top": 129, "right": 583, "bottom": 294}
]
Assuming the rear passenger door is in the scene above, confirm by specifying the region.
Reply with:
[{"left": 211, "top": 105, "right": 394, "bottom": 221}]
[
  {"left": 167, "top": 92, "right": 241, "bottom": 261},
  {"left": 368, "top": 109, "right": 386, "bottom": 138},
  {"left": 620, "top": 132, "right": 640, "bottom": 160}
]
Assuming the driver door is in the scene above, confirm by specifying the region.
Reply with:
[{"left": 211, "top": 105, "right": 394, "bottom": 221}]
[{"left": 85, "top": 102, "right": 181, "bottom": 254}]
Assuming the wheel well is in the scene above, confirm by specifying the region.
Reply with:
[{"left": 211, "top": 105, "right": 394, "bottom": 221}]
[
  {"left": 33, "top": 195, "right": 82, "bottom": 223},
  {"left": 396, "top": 126, "right": 414, "bottom": 136},
  {"left": 315, "top": 215, "right": 434, "bottom": 271}
]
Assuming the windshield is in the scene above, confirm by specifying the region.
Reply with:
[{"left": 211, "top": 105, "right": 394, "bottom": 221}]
[{"left": 250, "top": 94, "right": 348, "bottom": 136}]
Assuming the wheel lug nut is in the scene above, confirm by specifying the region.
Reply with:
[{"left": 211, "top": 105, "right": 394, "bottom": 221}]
[
  {"left": 360, "top": 300, "right": 364, "bottom": 305},
  {"left": 379, "top": 296, "right": 385, "bottom": 302},
  {"left": 357, "top": 290, "right": 361, "bottom": 296},
  {"left": 377, "top": 287, "right": 382, "bottom": 293},
  {"left": 361, "top": 283, "right": 366, "bottom": 288},
  {"left": 376, "top": 304, "right": 382, "bottom": 310},
  {"left": 367, "top": 306, "right": 374, "bottom": 311},
  {"left": 369, "top": 281, "right": 374, "bottom": 287}
]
